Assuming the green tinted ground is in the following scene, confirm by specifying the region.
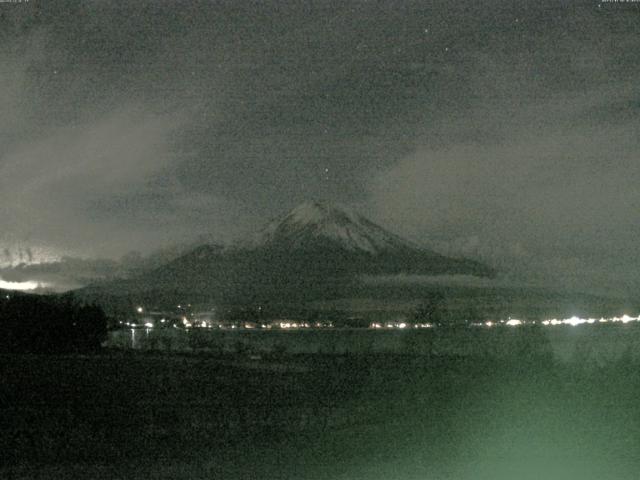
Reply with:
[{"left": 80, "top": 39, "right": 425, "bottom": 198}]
[{"left": 2, "top": 349, "right": 639, "bottom": 479}]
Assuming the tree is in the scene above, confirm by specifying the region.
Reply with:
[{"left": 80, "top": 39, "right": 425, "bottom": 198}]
[{"left": 0, "top": 293, "right": 108, "bottom": 353}]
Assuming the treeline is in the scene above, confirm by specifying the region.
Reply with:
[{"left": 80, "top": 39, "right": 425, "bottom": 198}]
[{"left": 0, "top": 293, "right": 108, "bottom": 353}]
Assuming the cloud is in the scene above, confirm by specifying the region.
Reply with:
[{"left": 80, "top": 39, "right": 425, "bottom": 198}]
[
  {"left": 366, "top": 88, "right": 640, "bottom": 297},
  {"left": 0, "top": 107, "right": 185, "bottom": 252},
  {"left": 0, "top": 11, "right": 262, "bottom": 261}
]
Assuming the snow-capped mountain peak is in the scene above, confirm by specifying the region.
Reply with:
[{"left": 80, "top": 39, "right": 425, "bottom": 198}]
[{"left": 250, "top": 201, "right": 421, "bottom": 254}]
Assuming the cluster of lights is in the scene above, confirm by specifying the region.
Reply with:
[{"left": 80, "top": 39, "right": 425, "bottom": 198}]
[
  {"left": 277, "top": 322, "right": 314, "bottom": 329},
  {"left": 370, "top": 322, "right": 433, "bottom": 329},
  {"left": 128, "top": 305, "right": 640, "bottom": 331},
  {"left": 124, "top": 322, "right": 154, "bottom": 329},
  {"left": 127, "top": 316, "right": 335, "bottom": 330},
  {"left": 473, "top": 315, "right": 640, "bottom": 328},
  {"left": 541, "top": 314, "right": 640, "bottom": 326}
]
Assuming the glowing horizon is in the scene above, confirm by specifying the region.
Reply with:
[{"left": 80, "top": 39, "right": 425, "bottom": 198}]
[{"left": 0, "top": 277, "right": 40, "bottom": 291}]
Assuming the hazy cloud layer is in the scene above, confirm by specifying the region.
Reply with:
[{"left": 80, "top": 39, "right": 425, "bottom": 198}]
[{"left": 367, "top": 88, "right": 640, "bottom": 295}]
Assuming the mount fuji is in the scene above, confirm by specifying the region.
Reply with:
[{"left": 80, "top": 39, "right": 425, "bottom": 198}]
[
  {"left": 246, "top": 201, "right": 423, "bottom": 254},
  {"left": 81, "top": 201, "right": 494, "bottom": 305}
]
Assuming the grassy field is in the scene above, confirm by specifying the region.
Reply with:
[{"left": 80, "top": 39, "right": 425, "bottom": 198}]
[{"left": 2, "top": 348, "right": 640, "bottom": 479}]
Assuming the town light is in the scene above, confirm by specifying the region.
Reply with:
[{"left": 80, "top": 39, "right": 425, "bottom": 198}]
[{"left": 563, "top": 316, "right": 584, "bottom": 327}]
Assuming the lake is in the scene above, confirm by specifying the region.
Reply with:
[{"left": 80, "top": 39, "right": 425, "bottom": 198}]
[{"left": 108, "top": 323, "right": 640, "bottom": 364}]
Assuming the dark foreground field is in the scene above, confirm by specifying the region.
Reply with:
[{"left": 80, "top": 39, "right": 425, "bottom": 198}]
[{"left": 2, "top": 348, "right": 640, "bottom": 479}]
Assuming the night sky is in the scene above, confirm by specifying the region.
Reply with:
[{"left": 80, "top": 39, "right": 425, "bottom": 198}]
[{"left": 1, "top": 0, "right": 639, "bottom": 296}]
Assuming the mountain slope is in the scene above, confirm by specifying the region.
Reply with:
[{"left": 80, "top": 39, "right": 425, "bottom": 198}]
[
  {"left": 243, "top": 201, "right": 493, "bottom": 277},
  {"left": 81, "top": 201, "right": 494, "bottom": 305},
  {"left": 248, "top": 201, "right": 420, "bottom": 254}
]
